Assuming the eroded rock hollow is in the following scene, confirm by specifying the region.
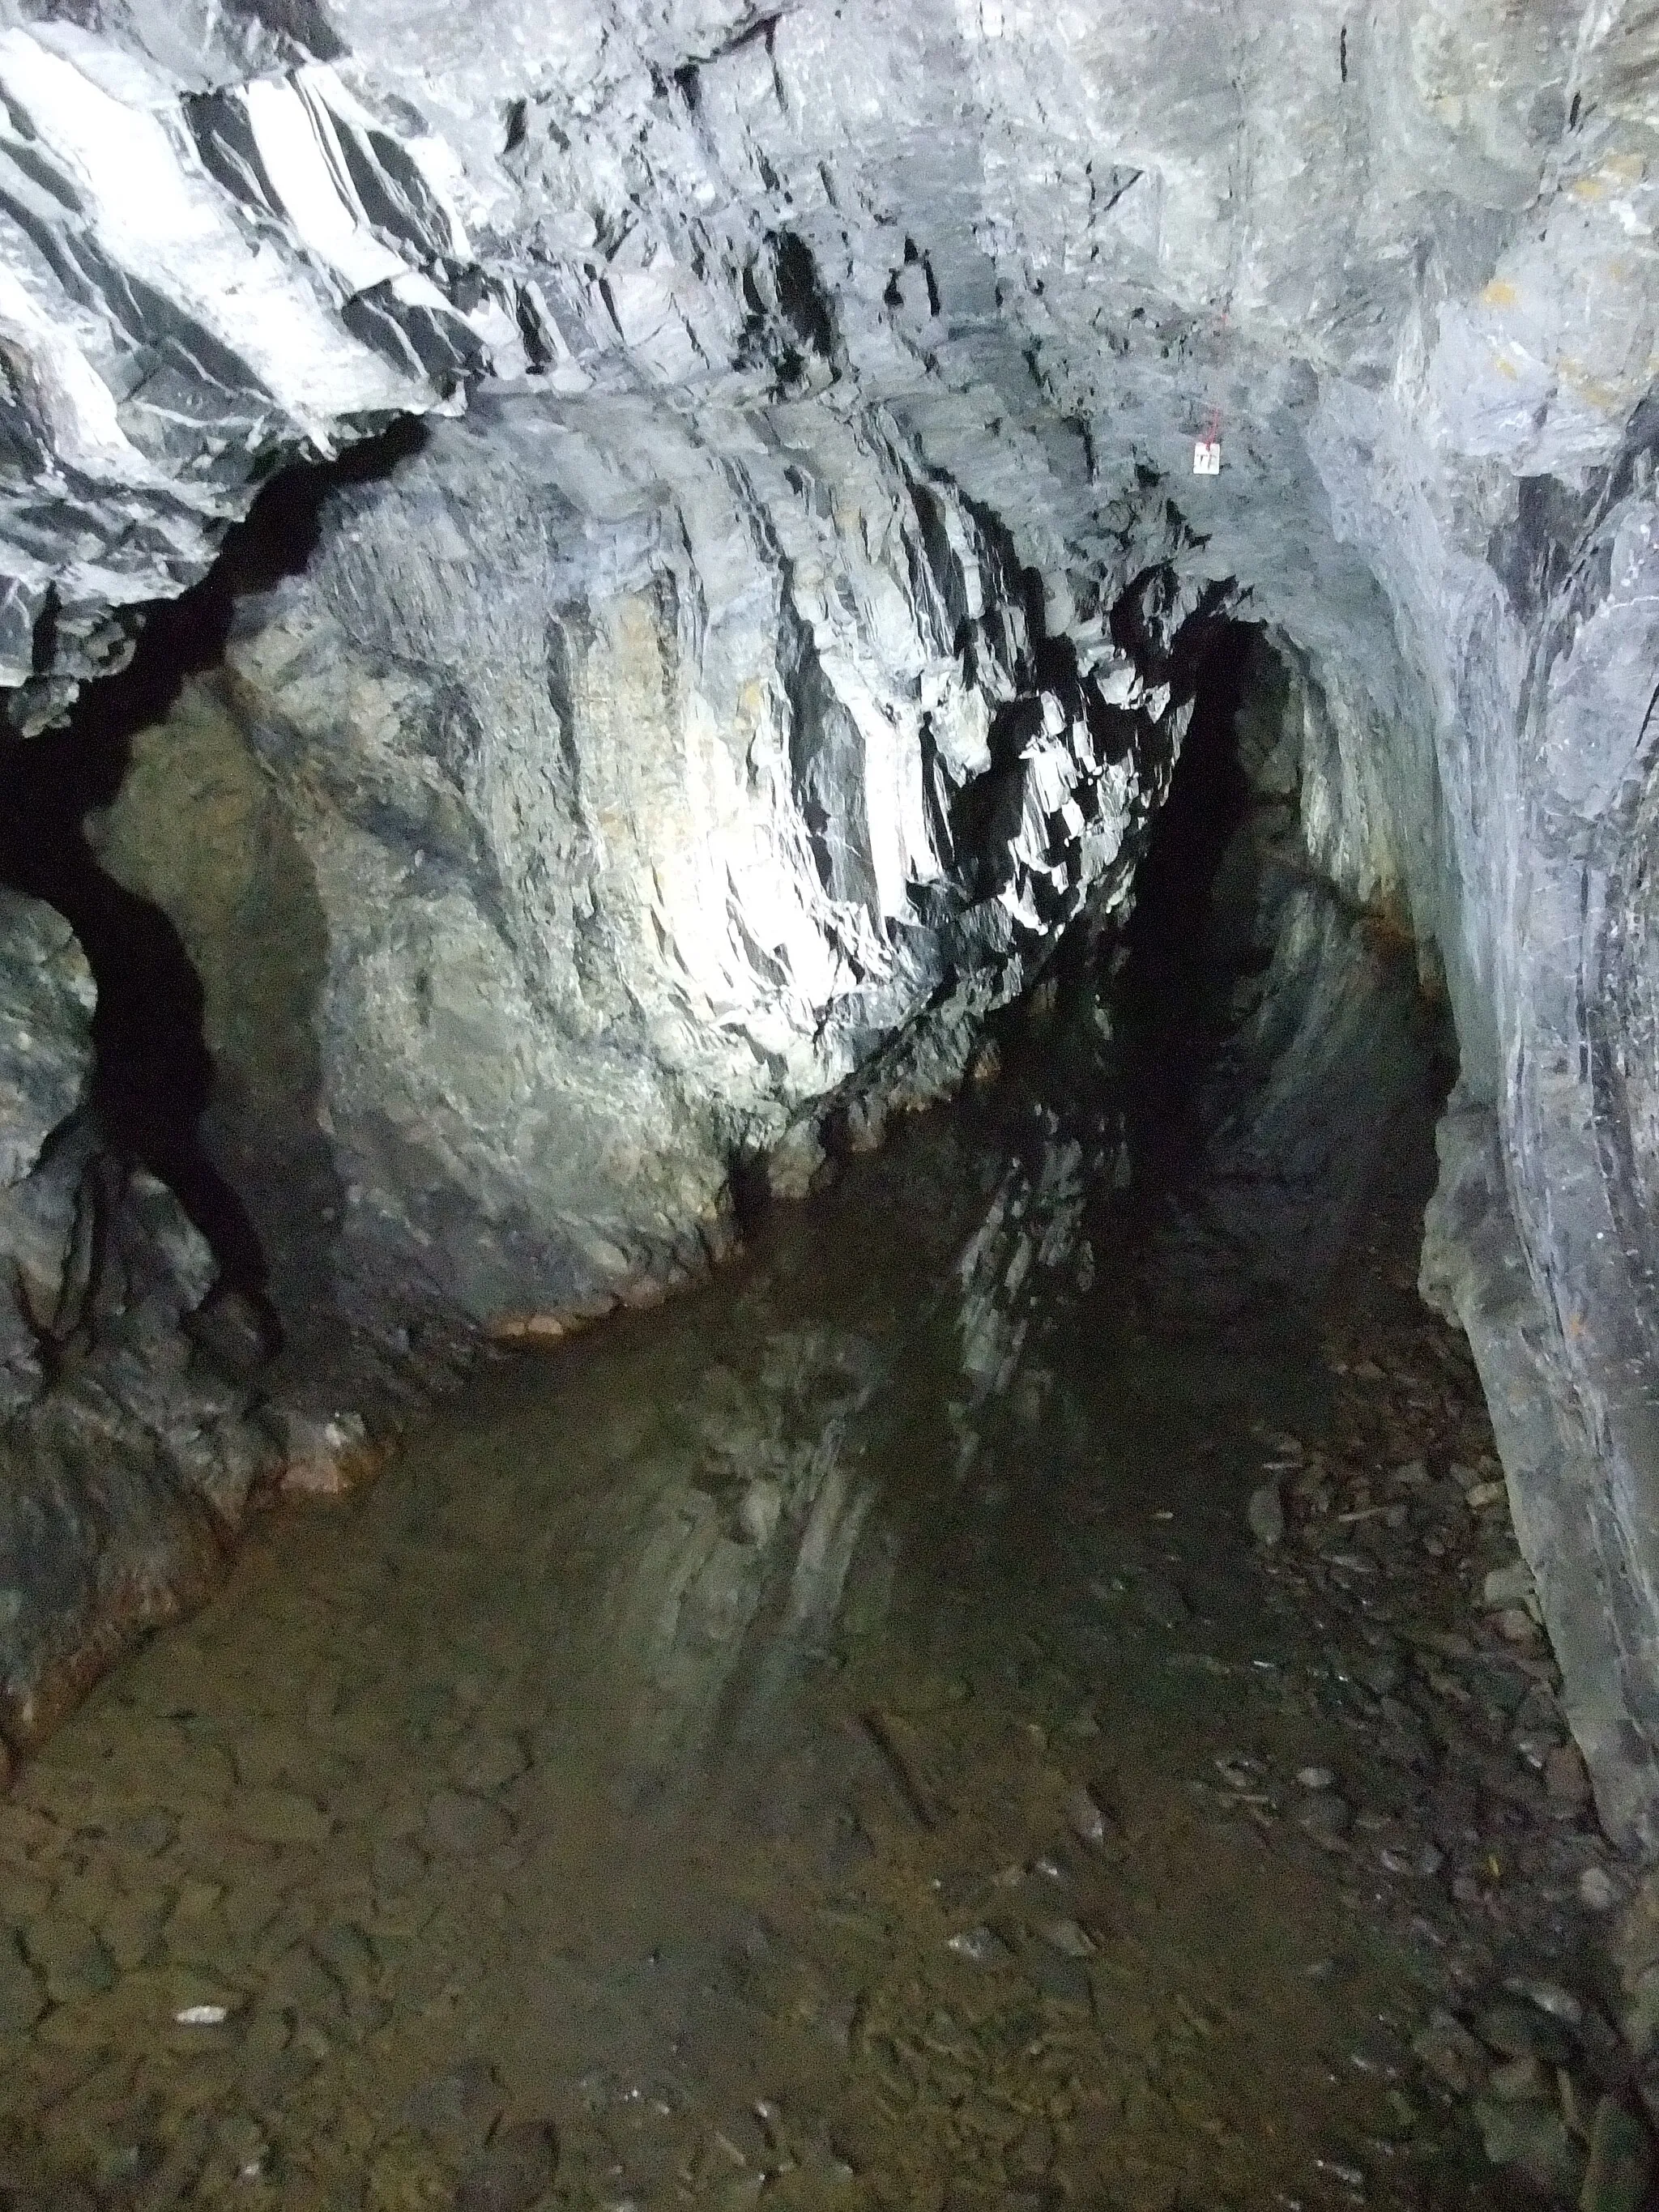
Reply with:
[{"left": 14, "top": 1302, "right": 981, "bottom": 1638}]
[{"left": 0, "top": 0, "right": 1657, "bottom": 1856}]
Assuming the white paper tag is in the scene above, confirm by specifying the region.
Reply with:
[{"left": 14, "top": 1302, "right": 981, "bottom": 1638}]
[{"left": 1192, "top": 440, "right": 1222, "bottom": 476}]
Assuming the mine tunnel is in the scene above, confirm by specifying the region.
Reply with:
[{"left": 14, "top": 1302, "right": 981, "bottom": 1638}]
[
  {"left": 0, "top": 518, "right": 1572, "bottom": 2210},
  {"left": 1, "top": 6, "right": 1657, "bottom": 2208}
]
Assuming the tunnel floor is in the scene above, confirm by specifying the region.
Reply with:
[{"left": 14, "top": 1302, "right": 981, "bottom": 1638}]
[{"left": 0, "top": 1083, "right": 1620, "bottom": 2210}]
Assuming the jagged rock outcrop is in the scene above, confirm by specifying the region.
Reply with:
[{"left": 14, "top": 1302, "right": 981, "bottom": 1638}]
[
  {"left": 94, "top": 390, "right": 1207, "bottom": 1357},
  {"left": 1, "top": 0, "right": 1658, "bottom": 1843}
]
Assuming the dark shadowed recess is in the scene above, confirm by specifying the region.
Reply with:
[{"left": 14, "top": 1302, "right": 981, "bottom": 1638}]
[
  {"left": 1114, "top": 618, "right": 1256, "bottom": 1183},
  {"left": 1111, "top": 619, "right": 1456, "bottom": 1345},
  {"left": 0, "top": 418, "right": 429, "bottom": 1328}
]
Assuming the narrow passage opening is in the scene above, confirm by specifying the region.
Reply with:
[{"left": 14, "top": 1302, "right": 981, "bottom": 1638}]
[{"left": 1115, "top": 618, "right": 1258, "bottom": 1188}]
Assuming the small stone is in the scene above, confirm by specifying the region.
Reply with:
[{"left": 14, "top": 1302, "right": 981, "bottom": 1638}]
[
  {"left": 1483, "top": 1562, "right": 1534, "bottom": 1609},
  {"left": 23, "top": 1917, "right": 115, "bottom": 2004},
  {"left": 714, "top": 2108, "right": 771, "bottom": 2165},
  {"left": 1025, "top": 1937, "right": 1091, "bottom": 2005},
  {"left": 1516, "top": 1680, "right": 1563, "bottom": 1728},
  {"left": 369, "top": 2140, "right": 453, "bottom": 2211},
  {"left": 1546, "top": 1744, "right": 1592, "bottom": 1805},
  {"left": 113, "top": 1809, "right": 177, "bottom": 1856},
  {"left": 314, "top": 1920, "right": 377, "bottom": 1993},
  {"left": 845, "top": 1093, "right": 886, "bottom": 1153},
  {"left": 1296, "top": 1767, "right": 1337, "bottom": 1791},
  {"left": 1467, "top": 1480, "right": 1508, "bottom": 1511},
  {"left": 1625, "top": 1965, "right": 1659, "bottom": 2058},
  {"left": 1511, "top": 1980, "right": 1584, "bottom": 2028},
  {"left": 1580, "top": 1867, "right": 1623, "bottom": 1914},
  {"left": 1498, "top": 1608, "right": 1540, "bottom": 1645},
  {"left": 266, "top": 1941, "right": 343, "bottom": 2022},
  {"left": 232, "top": 1787, "right": 331, "bottom": 1848},
  {"left": 1010, "top": 2117, "right": 1056, "bottom": 2176},
  {"left": 215, "top": 2114, "right": 272, "bottom": 2181},
  {"left": 1247, "top": 1481, "right": 1284, "bottom": 1549},
  {"left": 1064, "top": 1785, "right": 1112, "bottom": 1851},
  {"left": 1489, "top": 2054, "right": 1549, "bottom": 2102},
  {"left": 1214, "top": 1754, "right": 1265, "bottom": 1791},
  {"left": 458, "top": 2120, "right": 560, "bottom": 2212},
  {"left": 405, "top": 2071, "right": 504, "bottom": 2160},
  {"left": 1041, "top": 1919, "right": 1095, "bottom": 1958},
  {"left": 450, "top": 1733, "right": 530, "bottom": 1796},
  {"left": 947, "top": 1924, "right": 1010, "bottom": 1966},
  {"left": 1473, "top": 2098, "right": 1585, "bottom": 2197},
  {"left": 373, "top": 1835, "right": 428, "bottom": 1891},
  {"left": 1478, "top": 1997, "right": 1578, "bottom": 2066},
  {"left": 425, "top": 1789, "right": 514, "bottom": 1858},
  {"left": 1413, "top": 2010, "right": 1489, "bottom": 2095},
  {"left": 1298, "top": 1792, "right": 1353, "bottom": 1846},
  {"left": 1580, "top": 2095, "right": 1653, "bottom": 2212}
]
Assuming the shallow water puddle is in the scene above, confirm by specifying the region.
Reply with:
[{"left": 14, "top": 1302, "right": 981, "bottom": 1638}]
[{"left": 1, "top": 1108, "right": 1517, "bottom": 2208}]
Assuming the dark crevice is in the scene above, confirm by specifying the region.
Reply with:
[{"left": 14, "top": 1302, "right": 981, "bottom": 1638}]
[
  {"left": 1109, "top": 622, "right": 1456, "bottom": 1343},
  {"left": 1115, "top": 620, "right": 1256, "bottom": 1187},
  {"left": 726, "top": 1145, "right": 774, "bottom": 1239},
  {"left": 238, "top": 0, "right": 348, "bottom": 62},
  {"left": 772, "top": 231, "right": 838, "bottom": 364},
  {"left": 0, "top": 416, "right": 429, "bottom": 1357}
]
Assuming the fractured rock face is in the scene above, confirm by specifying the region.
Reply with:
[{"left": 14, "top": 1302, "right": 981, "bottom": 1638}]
[
  {"left": 101, "top": 394, "right": 1207, "bottom": 1349},
  {"left": 0, "top": 884, "right": 283, "bottom": 1748},
  {"left": 0, "top": 886, "right": 93, "bottom": 1414},
  {"left": 0, "top": 0, "right": 1657, "bottom": 1843}
]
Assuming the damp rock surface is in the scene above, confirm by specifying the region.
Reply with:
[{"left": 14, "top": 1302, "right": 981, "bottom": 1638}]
[
  {"left": 0, "top": 0, "right": 1656, "bottom": 1849},
  {"left": 185, "top": 390, "right": 1206, "bottom": 1339},
  {"left": 0, "top": 1093, "right": 1615, "bottom": 2210}
]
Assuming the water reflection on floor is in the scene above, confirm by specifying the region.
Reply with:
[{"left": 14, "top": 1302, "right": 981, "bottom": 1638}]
[{"left": 1, "top": 1100, "right": 1510, "bottom": 2209}]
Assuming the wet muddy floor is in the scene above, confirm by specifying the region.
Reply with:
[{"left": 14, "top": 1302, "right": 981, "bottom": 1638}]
[{"left": 0, "top": 1094, "right": 1621, "bottom": 2210}]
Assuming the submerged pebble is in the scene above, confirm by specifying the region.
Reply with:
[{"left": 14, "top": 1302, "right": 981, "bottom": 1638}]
[{"left": 947, "top": 1925, "right": 1011, "bottom": 1967}]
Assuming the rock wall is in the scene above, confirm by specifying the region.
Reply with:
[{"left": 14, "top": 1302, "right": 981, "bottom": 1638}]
[
  {"left": 0, "top": 0, "right": 1657, "bottom": 1840},
  {"left": 0, "top": 381, "right": 1224, "bottom": 1753},
  {"left": 99, "top": 393, "right": 1212, "bottom": 1353}
]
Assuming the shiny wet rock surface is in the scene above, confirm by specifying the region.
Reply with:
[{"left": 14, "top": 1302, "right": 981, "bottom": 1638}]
[{"left": 0, "top": 1102, "right": 1615, "bottom": 2210}]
